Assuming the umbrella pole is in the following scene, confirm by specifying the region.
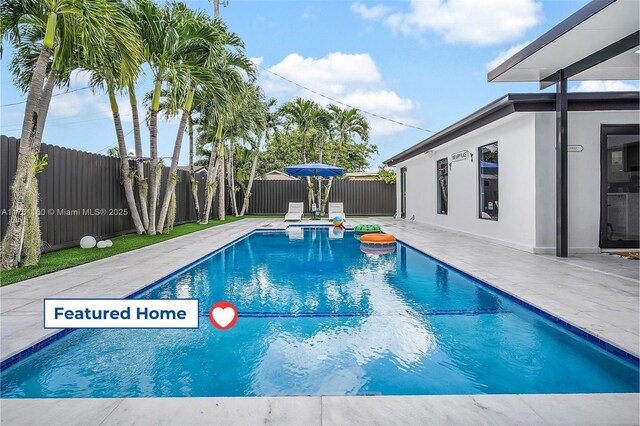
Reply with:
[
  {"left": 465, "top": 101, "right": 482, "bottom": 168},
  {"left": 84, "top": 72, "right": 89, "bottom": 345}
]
[{"left": 317, "top": 175, "right": 322, "bottom": 218}]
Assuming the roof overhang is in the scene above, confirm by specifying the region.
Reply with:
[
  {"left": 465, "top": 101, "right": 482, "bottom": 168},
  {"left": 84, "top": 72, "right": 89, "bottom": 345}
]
[
  {"left": 488, "top": 0, "right": 639, "bottom": 88},
  {"left": 384, "top": 92, "right": 639, "bottom": 166}
]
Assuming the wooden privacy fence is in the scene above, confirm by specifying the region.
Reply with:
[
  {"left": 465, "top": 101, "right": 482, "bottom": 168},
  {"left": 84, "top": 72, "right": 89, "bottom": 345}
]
[
  {"left": 0, "top": 136, "right": 221, "bottom": 252},
  {"left": 244, "top": 179, "right": 396, "bottom": 215},
  {"left": 1, "top": 135, "right": 396, "bottom": 253}
]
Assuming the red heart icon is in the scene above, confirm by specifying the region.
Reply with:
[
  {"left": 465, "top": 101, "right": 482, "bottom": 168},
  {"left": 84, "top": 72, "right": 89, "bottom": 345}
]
[{"left": 209, "top": 301, "right": 238, "bottom": 330}]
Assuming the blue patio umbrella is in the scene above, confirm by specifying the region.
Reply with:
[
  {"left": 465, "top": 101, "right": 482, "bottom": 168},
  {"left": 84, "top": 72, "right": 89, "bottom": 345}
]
[
  {"left": 284, "top": 163, "right": 344, "bottom": 216},
  {"left": 284, "top": 163, "right": 344, "bottom": 178}
]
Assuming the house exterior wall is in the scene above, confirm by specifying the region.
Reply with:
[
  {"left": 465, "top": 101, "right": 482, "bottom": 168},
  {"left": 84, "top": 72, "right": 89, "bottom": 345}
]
[
  {"left": 534, "top": 110, "right": 640, "bottom": 253},
  {"left": 394, "top": 109, "right": 639, "bottom": 254},
  {"left": 395, "top": 113, "right": 538, "bottom": 252}
]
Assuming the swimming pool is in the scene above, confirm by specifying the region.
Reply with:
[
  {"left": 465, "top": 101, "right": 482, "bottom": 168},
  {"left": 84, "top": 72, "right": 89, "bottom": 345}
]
[{"left": 1, "top": 227, "right": 638, "bottom": 398}]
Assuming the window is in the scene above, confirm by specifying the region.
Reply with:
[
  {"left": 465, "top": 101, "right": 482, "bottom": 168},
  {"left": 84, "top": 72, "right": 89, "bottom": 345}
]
[
  {"left": 437, "top": 158, "right": 448, "bottom": 214},
  {"left": 478, "top": 142, "right": 498, "bottom": 220},
  {"left": 400, "top": 167, "right": 407, "bottom": 218}
]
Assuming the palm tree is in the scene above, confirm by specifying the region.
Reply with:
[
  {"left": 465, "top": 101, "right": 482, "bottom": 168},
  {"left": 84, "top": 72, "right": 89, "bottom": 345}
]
[
  {"left": 211, "top": 0, "right": 230, "bottom": 220},
  {"left": 198, "top": 51, "right": 252, "bottom": 224},
  {"left": 222, "top": 83, "right": 264, "bottom": 216},
  {"left": 80, "top": 4, "right": 145, "bottom": 235},
  {"left": 279, "top": 98, "right": 326, "bottom": 209},
  {"left": 120, "top": 2, "right": 150, "bottom": 231},
  {"left": 187, "top": 112, "right": 200, "bottom": 219},
  {"left": 321, "top": 105, "right": 369, "bottom": 212},
  {"left": 0, "top": 0, "right": 141, "bottom": 269},
  {"left": 156, "top": 4, "right": 229, "bottom": 234},
  {"left": 127, "top": 82, "right": 150, "bottom": 231},
  {"left": 131, "top": 0, "right": 174, "bottom": 235},
  {"left": 239, "top": 97, "right": 278, "bottom": 216}
]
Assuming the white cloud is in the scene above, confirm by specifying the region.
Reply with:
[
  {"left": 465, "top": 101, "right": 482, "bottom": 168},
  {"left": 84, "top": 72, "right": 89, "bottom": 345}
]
[
  {"left": 49, "top": 90, "right": 133, "bottom": 125},
  {"left": 355, "top": 0, "right": 541, "bottom": 46},
  {"left": 571, "top": 80, "right": 640, "bottom": 93},
  {"left": 49, "top": 92, "right": 98, "bottom": 118},
  {"left": 486, "top": 40, "right": 532, "bottom": 71},
  {"left": 250, "top": 57, "right": 264, "bottom": 67},
  {"left": 68, "top": 69, "right": 92, "bottom": 88},
  {"left": 351, "top": 3, "right": 393, "bottom": 20},
  {"left": 95, "top": 96, "right": 134, "bottom": 124},
  {"left": 261, "top": 52, "right": 418, "bottom": 137}
]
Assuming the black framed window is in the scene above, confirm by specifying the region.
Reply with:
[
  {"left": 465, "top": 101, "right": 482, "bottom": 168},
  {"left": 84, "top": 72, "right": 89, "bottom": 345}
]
[
  {"left": 478, "top": 142, "right": 498, "bottom": 220},
  {"left": 400, "top": 167, "right": 407, "bottom": 218},
  {"left": 437, "top": 158, "right": 448, "bottom": 214}
]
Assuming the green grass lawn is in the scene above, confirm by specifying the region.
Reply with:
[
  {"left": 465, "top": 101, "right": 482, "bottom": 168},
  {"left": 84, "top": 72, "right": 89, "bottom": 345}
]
[{"left": 0, "top": 217, "right": 243, "bottom": 287}]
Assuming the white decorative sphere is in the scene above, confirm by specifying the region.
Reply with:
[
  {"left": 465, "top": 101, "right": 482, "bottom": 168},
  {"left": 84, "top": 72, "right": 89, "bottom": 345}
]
[
  {"left": 96, "top": 240, "right": 108, "bottom": 249},
  {"left": 105, "top": 240, "right": 113, "bottom": 247},
  {"left": 80, "top": 236, "right": 96, "bottom": 249}
]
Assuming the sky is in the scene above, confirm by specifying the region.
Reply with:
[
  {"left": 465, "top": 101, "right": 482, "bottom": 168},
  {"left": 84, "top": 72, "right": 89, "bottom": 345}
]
[{"left": 1, "top": 0, "right": 639, "bottom": 170}]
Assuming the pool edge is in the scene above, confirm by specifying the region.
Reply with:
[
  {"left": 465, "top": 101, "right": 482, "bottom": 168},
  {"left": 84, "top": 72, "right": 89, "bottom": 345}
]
[{"left": 1, "top": 225, "right": 638, "bottom": 372}]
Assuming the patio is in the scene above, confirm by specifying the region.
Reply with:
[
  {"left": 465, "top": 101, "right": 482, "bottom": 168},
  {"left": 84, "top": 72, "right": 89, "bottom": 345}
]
[{"left": 1, "top": 218, "right": 638, "bottom": 425}]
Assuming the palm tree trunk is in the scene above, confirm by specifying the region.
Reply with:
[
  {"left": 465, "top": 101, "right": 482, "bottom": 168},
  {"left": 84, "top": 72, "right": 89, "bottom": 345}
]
[
  {"left": 34, "top": 70, "right": 57, "bottom": 147},
  {"left": 317, "top": 144, "right": 323, "bottom": 215},
  {"left": 301, "top": 132, "right": 313, "bottom": 211},
  {"left": 109, "top": 84, "right": 145, "bottom": 234},
  {"left": 239, "top": 134, "right": 262, "bottom": 216},
  {"left": 157, "top": 88, "right": 194, "bottom": 233},
  {"left": 188, "top": 114, "right": 201, "bottom": 220},
  {"left": 217, "top": 142, "right": 226, "bottom": 220},
  {"left": 147, "top": 73, "right": 164, "bottom": 235},
  {"left": 321, "top": 178, "right": 333, "bottom": 215},
  {"left": 129, "top": 83, "right": 149, "bottom": 231},
  {"left": 321, "top": 148, "right": 341, "bottom": 214},
  {"left": 200, "top": 122, "right": 223, "bottom": 224},
  {"left": 227, "top": 139, "right": 239, "bottom": 216},
  {"left": 1, "top": 44, "right": 53, "bottom": 270}
]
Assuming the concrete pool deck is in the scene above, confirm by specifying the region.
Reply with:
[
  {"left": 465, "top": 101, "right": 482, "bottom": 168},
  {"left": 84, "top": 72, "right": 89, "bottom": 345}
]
[{"left": 1, "top": 217, "right": 638, "bottom": 425}]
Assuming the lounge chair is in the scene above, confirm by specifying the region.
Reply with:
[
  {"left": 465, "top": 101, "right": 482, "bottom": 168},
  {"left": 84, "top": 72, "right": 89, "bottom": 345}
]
[
  {"left": 328, "top": 202, "right": 346, "bottom": 221},
  {"left": 284, "top": 202, "right": 304, "bottom": 222}
]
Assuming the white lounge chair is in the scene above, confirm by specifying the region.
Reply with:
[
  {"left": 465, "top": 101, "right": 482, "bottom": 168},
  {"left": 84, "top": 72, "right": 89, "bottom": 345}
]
[
  {"left": 328, "top": 202, "right": 346, "bottom": 221},
  {"left": 284, "top": 202, "right": 304, "bottom": 222}
]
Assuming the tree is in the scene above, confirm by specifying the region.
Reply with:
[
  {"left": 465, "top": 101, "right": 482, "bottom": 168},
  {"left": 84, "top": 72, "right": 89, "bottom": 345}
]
[
  {"left": 156, "top": 4, "right": 229, "bottom": 234},
  {"left": 132, "top": 0, "right": 173, "bottom": 235},
  {"left": 377, "top": 165, "right": 396, "bottom": 184},
  {"left": 211, "top": 0, "right": 230, "bottom": 220},
  {"left": 239, "top": 96, "right": 278, "bottom": 216},
  {"left": 197, "top": 51, "right": 252, "bottom": 224},
  {"left": 221, "top": 83, "right": 265, "bottom": 217},
  {"left": 82, "top": 8, "right": 146, "bottom": 235},
  {"left": 106, "top": 147, "right": 120, "bottom": 157},
  {"left": 279, "top": 98, "right": 326, "bottom": 209},
  {"left": 321, "top": 106, "right": 370, "bottom": 212},
  {"left": 0, "top": 0, "right": 141, "bottom": 269}
]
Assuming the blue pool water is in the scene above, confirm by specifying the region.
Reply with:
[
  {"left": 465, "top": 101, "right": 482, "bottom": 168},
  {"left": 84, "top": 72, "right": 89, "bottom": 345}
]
[{"left": 1, "top": 228, "right": 638, "bottom": 398}]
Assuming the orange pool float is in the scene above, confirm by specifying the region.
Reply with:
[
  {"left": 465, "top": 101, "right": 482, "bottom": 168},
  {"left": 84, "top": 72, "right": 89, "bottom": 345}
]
[{"left": 360, "top": 233, "right": 396, "bottom": 245}]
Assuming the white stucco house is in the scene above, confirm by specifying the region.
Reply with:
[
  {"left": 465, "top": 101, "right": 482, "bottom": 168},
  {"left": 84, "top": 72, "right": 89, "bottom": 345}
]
[
  {"left": 385, "top": 92, "right": 639, "bottom": 254},
  {"left": 386, "top": 0, "right": 639, "bottom": 256}
]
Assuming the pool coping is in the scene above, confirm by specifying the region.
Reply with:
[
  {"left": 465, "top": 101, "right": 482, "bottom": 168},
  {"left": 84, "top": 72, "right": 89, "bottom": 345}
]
[
  {"left": 2, "top": 223, "right": 637, "bottom": 371},
  {"left": 1, "top": 393, "right": 639, "bottom": 425}
]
